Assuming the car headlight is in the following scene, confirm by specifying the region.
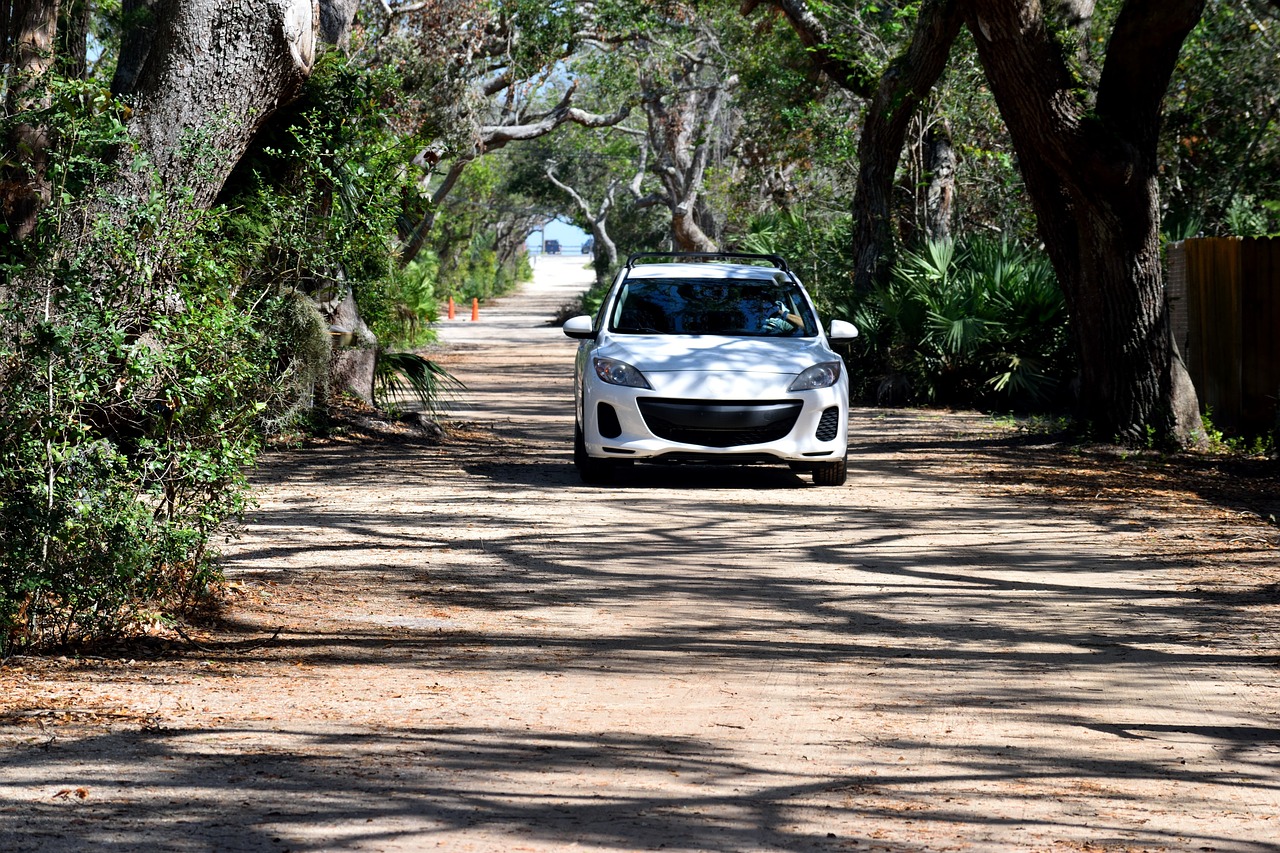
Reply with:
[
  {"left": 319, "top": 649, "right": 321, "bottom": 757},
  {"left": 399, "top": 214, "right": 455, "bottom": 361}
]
[
  {"left": 593, "top": 357, "right": 652, "bottom": 389},
  {"left": 788, "top": 361, "right": 842, "bottom": 391}
]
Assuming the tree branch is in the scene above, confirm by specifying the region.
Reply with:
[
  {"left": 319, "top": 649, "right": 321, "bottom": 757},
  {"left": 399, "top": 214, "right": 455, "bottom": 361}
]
[
  {"left": 742, "top": 0, "right": 877, "bottom": 97},
  {"left": 1096, "top": 0, "right": 1207, "bottom": 147},
  {"left": 545, "top": 162, "right": 592, "bottom": 218},
  {"left": 480, "top": 99, "right": 632, "bottom": 152}
]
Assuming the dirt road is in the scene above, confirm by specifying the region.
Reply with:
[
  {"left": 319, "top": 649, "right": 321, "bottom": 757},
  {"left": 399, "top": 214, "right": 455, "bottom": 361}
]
[{"left": 3, "top": 254, "right": 1279, "bottom": 852}]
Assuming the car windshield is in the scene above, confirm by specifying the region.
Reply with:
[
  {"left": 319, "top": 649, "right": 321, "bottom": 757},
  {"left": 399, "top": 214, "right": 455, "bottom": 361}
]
[{"left": 608, "top": 276, "right": 818, "bottom": 337}]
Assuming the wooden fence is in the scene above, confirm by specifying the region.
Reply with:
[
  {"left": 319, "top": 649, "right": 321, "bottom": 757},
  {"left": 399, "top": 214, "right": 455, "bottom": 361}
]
[{"left": 1167, "top": 237, "right": 1280, "bottom": 435}]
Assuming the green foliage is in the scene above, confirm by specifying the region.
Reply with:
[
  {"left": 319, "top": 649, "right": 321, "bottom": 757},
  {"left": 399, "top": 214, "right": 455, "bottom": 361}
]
[
  {"left": 846, "top": 236, "right": 1074, "bottom": 409},
  {"left": 0, "top": 80, "right": 295, "bottom": 652},
  {"left": 429, "top": 157, "right": 535, "bottom": 302},
  {"left": 1223, "top": 195, "right": 1280, "bottom": 238},
  {"left": 1199, "top": 409, "right": 1278, "bottom": 457},
  {"left": 731, "top": 209, "right": 854, "bottom": 316},
  {"left": 1162, "top": 1, "right": 1280, "bottom": 236},
  {"left": 222, "top": 53, "right": 427, "bottom": 348},
  {"left": 373, "top": 352, "right": 465, "bottom": 416},
  {"left": 377, "top": 255, "right": 442, "bottom": 347}
]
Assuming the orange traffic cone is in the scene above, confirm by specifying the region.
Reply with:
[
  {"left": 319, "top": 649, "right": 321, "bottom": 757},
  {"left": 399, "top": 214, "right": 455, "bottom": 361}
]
[
  {"left": 471, "top": 298, "right": 479, "bottom": 321},
  {"left": 447, "top": 296, "right": 455, "bottom": 320}
]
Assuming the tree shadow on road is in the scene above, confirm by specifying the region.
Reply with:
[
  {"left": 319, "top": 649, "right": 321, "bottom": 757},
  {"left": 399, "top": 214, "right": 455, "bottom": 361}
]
[
  {"left": 5, "top": 717, "right": 1279, "bottom": 852},
  {"left": 6, "top": 408, "right": 1278, "bottom": 851}
]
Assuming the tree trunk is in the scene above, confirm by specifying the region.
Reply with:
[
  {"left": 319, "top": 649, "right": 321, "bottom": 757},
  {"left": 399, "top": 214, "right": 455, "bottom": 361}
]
[
  {"left": 965, "top": 0, "right": 1204, "bottom": 445},
  {"left": 55, "top": 0, "right": 87, "bottom": 78},
  {"left": 849, "top": 0, "right": 962, "bottom": 295},
  {"left": 1, "top": 0, "right": 60, "bottom": 242},
  {"left": 111, "top": 0, "right": 162, "bottom": 96},
  {"left": 107, "top": 0, "right": 321, "bottom": 211},
  {"left": 670, "top": 208, "right": 717, "bottom": 253},
  {"left": 923, "top": 121, "right": 955, "bottom": 243}
]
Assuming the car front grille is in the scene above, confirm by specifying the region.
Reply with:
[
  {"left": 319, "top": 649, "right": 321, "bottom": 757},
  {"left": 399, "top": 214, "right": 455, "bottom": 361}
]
[
  {"left": 815, "top": 406, "right": 841, "bottom": 441},
  {"left": 637, "top": 398, "right": 802, "bottom": 448}
]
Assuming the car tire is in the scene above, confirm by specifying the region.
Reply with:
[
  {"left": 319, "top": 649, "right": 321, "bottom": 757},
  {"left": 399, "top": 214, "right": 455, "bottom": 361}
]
[
  {"left": 811, "top": 455, "right": 847, "bottom": 487},
  {"left": 574, "top": 421, "right": 616, "bottom": 484}
]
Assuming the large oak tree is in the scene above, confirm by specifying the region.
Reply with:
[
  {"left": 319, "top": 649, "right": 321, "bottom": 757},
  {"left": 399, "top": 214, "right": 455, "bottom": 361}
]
[
  {"left": 759, "top": 0, "right": 1206, "bottom": 445},
  {"left": 3, "top": 0, "right": 359, "bottom": 241},
  {"left": 963, "top": 0, "right": 1203, "bottom": 444}
]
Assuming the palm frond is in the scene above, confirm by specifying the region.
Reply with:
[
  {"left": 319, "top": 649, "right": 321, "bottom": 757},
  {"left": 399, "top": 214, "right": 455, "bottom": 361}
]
[{"left": 373, "top": 351, "right": 465, "bottom": 415}]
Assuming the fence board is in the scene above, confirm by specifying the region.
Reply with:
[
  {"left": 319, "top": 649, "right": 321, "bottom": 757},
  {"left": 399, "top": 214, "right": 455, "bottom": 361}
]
[
  {"left": 1241, "top": 237, "right": 1280, "bottom": 433},
  {"left": 1173, "top": 237, "right": 1280, "bottom": 435}
]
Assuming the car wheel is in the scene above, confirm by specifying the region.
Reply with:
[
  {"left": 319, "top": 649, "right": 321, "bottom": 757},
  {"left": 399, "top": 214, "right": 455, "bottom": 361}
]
[
  {"left": 811, "top": 455, "right": 847, "bottom": 487},
  {"left": 574, "top": 421, "right": 616, "bottom": 484}
]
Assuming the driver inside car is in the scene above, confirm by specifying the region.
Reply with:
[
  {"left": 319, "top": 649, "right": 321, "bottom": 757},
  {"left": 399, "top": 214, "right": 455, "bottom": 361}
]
[{"left": 763, "top": 299, "right": 804, "bottom": 334}]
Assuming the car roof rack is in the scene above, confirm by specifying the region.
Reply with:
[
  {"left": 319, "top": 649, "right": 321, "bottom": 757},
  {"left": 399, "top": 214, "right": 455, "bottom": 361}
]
[{"left": 625, "top": 251, "right": 790, "bottom": 272}]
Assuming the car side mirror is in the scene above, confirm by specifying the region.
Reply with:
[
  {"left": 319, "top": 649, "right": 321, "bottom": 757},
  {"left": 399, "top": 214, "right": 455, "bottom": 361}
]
[
  {"left": 828, "top": 319, "right": 859, "bottom": 341},
  {"left": 563, "top": 315, "right": 597, "bottom": 340}
]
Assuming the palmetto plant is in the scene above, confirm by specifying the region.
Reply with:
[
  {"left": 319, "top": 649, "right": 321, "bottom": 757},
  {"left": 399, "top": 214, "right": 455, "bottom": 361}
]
[
  {"left": 373, "top": 351, "right": 465, "bottom": 416},
  {"left": 860, "top": 236, "right": 1071, "bottom": 407}
]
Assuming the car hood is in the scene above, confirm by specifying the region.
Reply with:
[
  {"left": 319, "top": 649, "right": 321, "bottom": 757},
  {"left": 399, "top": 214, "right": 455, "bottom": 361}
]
[{"left": 595, "top": 334, "right": 834, "bottom": 375}]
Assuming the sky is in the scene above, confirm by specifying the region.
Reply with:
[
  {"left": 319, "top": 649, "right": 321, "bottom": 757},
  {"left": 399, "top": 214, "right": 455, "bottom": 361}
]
[{"left": 525, "top": 216, "right": 590, "bottom": 253}]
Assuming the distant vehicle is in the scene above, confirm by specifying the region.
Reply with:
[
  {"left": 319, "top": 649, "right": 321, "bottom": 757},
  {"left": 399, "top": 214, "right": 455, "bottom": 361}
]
[
  {"left": 545, "top": 240, "right": 561, "bottom": 255},
  {"left": 581, "top": 237, "right": 595, "bottom": 254},
  {"left": 562, "top": 252, "right": 859, "bottom": 486}
]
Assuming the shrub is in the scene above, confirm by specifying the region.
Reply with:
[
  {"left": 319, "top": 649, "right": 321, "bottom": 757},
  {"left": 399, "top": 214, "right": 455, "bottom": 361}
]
[
  {"left": 0, "top": 78, "right": 307, "bottom": 652},
  {"left": 847, "top": 236, "right": 1074, "bottom": 409},
  {"left": 0, "top": 202, "right": 281, "bottom": 652},
  {"left": 377, "top": 254, "right": 442, "bottom": 348}
]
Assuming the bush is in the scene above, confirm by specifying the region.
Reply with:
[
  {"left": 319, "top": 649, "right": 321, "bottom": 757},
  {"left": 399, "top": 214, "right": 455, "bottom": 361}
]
[
  {"left": 0, "top": 78, "right": 307, "bottom": 653},
  {"left": 847, "top": 236, "right": 1074, "bottom": 409},
  {"left": 0, "top": 203, "right": 283, "bottom": 652},
  {"left": 375, "top": 254, "right": 441, "bottom": 348}
]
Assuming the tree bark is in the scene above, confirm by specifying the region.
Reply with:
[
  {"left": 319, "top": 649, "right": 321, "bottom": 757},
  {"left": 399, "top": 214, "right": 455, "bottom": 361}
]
[
  {"left": 111, "top": 0, "right": 163, "bottom": 96},
  {"left": 923, "top": 121, "right": 955, "bottom": 243},
  {"left": 1, "top": 0, "right": 60, "bottom": 242},
  {"left": 849, "top": 0, "right": 963, "bottom": 295},
  {"left": 107, "top": 0, "right": 321, "bottom": 211},
  {"left": 318, "top": 0, "right": 358, "bottom": 47},
  {"left": 965, "top": 0, "right": 1204, "bottom": 445},
  {"left": 55, "top": 0, "right": 87, "bottom": 78}
]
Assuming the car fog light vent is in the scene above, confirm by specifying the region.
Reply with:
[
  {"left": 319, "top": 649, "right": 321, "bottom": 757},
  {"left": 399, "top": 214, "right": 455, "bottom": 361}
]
[
  {"left": 816, "top": 407, "right": 841, "bottom": 441},
  {"left": 597, "top": 402, "right": 623, "bottom": 439}
]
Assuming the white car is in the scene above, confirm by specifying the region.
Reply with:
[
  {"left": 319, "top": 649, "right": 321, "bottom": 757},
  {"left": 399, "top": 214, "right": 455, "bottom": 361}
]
[{"left": 563, "top": 252, "right": 857, "bottom": 485}]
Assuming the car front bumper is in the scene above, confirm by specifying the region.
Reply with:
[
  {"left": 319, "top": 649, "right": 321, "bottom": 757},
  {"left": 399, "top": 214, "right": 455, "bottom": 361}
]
[{"left": 580, "top": 379, "right": 848, "bottom": 463}]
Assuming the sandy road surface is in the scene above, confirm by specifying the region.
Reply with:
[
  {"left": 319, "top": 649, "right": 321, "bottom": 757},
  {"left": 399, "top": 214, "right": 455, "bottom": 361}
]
[{"left": 3, "top": 253, "right": 1279, "bottom": 852}]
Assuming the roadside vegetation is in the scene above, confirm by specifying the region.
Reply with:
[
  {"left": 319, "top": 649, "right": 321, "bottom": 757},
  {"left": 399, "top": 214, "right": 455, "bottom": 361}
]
[{"left": 2, "top": 0, "right": 1278, "bottom": 652}]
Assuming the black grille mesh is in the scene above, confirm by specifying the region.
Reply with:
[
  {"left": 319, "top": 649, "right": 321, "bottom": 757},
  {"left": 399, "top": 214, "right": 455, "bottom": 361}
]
[
  {"left": 815, "top": 407, "right": 841, "bottom": 441},
  {"left": 597, "top": 402, "right": 623, "bottom": 438},
  {"left": 638, "top": 399, "right": 801, "bottom": 448}
]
